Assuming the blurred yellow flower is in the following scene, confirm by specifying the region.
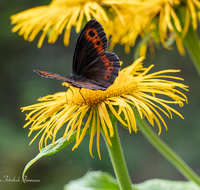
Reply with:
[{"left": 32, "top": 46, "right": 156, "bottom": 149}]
[
  {"left": 10, "top": 0, "right": 200, "bottom": 56},
  {"left": 182, "top": 0, "right": 200, "bottom": 38},
  {"left": 108, "top": 5, "right": 150, "bottom": 53},
  {"left": 21, "top": 57, "right": 188, "bottom": 159},
  {"left": 109, "top": 0, "right": 200, "bottom": 56},
  {"left": 10, "top": 0, "right": 136, "bottom": 48}
]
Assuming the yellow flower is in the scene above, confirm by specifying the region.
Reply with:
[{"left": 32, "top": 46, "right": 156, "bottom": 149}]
[
  {"left": 108, "top": 5, "right": 151, "bottom": 54},
  {"left": 109, "top": 0, "right": 200, "bottom": 56},
  {"left": 21, "top": 57, "right": 188, "bottom": 159},
  {"left": 182, "top": 0, "right": 200, "bottom": 38},
  {"left": 10, "top": 0, "right": 135, "bottom": 48}
]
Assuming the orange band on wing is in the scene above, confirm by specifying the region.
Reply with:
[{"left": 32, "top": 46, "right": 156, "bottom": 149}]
[
  {"left": 104, "top": 73, "right": 111, "bottom": 81},
  {"left": 106, "top": 66, "right": 113, "bottom": 73},
  {"left": 85, "top": 28, "right": 104, "bottom": 55},
  {"left": 39, "top": 71, "right": 67, "bottom": 80},
  {"left": 100, "top": 54, "right": 114, "bottom": 79}
]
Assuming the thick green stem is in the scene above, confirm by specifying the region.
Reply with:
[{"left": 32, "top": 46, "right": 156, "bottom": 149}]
[
  {"left": 133, "top": 109, "right": 200, "bottom": 186},
  {"left": 101, "top": 122, "right": 133, "bottom": 190},
  {"left": 183, "top": 25, "right": 200, "bottom": 75}
]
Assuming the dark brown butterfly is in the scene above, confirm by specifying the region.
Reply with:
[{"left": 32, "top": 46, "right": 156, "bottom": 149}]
[{"left": 34, "top": 19, "right": 121, "bottom": 90}]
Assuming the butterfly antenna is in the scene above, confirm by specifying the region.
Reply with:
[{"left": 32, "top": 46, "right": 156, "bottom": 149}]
[{"left": 79, "top": 88, "right": 86, "bottom": 105}]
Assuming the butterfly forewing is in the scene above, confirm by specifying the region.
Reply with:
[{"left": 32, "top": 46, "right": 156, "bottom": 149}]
[
  {"left": 73, "top": 19, "right": 107, "bottom": 75},
  {"left": 33, "top": 69, "right": 71, "bottom": 83},
  {"left": 34, "top": 19, "right": 121, "bottom": 91}
]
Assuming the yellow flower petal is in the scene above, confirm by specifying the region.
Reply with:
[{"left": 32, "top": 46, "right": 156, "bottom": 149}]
[
  {"left": 188, "top": 0, "right": 197, "bottom": 30},
  {"left": 175, "top": 35, "right": 186, "bottom": 56},
  {"left": 89, "top": 108, "right": 96, "bottom": 158}
]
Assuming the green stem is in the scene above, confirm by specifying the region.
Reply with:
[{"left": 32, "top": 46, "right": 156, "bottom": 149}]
[
  {"left": 183, "top": 25, "right": 200, "bottom": 75},
  {"left": 101, "top": 122, "right": 133, "bottom": 190},
  {"left": 133, "top": 109, "right": 200, "bottom": 186}
]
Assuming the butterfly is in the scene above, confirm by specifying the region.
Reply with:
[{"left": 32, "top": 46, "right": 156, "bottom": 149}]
[{"left": 34, "top": 19, "right": 121, "bottom": 90}]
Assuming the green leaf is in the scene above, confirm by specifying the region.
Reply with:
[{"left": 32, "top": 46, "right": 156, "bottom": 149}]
[
  {"left": 22, "top": 131, "right": 78, "bottom": 182},
  {"left": 64, "top": 171, "right": 200, "bottom": 190},
  {"left": 133, "top": 179, "right": 200, "bottom": 190},
  {"left": 64, "top": 171, "right": 120, "bottom": 190}
]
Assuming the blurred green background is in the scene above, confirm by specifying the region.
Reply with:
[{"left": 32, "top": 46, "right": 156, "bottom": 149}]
[{"left": 1, "top": 0, "right": 200, "bottom": 189}]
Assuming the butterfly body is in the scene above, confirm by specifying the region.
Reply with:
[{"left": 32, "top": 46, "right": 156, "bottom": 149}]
[{"left": 34, "top": 19, "right": 121, "bottom": 90}]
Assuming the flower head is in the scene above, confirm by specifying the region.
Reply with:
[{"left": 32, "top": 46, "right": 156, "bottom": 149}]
[
  {"left": 10, "top": 0, "right": 200, "bottom": 56},
  {"left": 21, "top": 57, "right": 188, "bottom": 159},
  {"left": 10, "top": 0, "right": 135, "bottom": 48},
  {"left": 109, "top": 0, "right": 200, "bottom": 56}
]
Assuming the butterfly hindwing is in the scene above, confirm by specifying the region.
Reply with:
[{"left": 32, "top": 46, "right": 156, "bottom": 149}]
[
  {"left": 68, "top": 79, "right": 107, "bottom": 90},
  {"left": 73, "top": 19, "right": 107, "bottom": 75},
  {"left": 81, "top": 52, "right": 121, "bottom": 88}
]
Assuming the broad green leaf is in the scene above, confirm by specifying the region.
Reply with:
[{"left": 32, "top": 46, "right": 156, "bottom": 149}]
[
  {"left": 133, "top": 179, "right": 200, "bottom": 190},
  {"left": 22, "top": 131, "right": 78, "bottom": 182},
  {"left": 64, "top": 171, "right": 120, "bottom": 190},
  {"left": 64, "top": 171, "right": 200, "bottom": 190}
]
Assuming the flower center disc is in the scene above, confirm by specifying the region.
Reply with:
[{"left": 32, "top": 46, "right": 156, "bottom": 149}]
[{"left": 63, "top": 72, "right": 138, "bottom": 107}]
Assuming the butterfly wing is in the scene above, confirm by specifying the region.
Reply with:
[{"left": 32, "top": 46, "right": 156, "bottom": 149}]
[
  {"left": 34, "top": 20, "right": 120, "bottom": 91},
  {"left": 81, "top": 52, "right": 121, "bottom": 88},
  {"left": 67, "top": 79, "right": 107, "bottom": 90},
  {"left": 33, "top": 69, "right": 71, "bottom": 82},
  {"left": 73, "top": 19, "right": 107, "bottom": 75},
  {"left": 33, "top": 69, "right": 107, "bottom": 90}
]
